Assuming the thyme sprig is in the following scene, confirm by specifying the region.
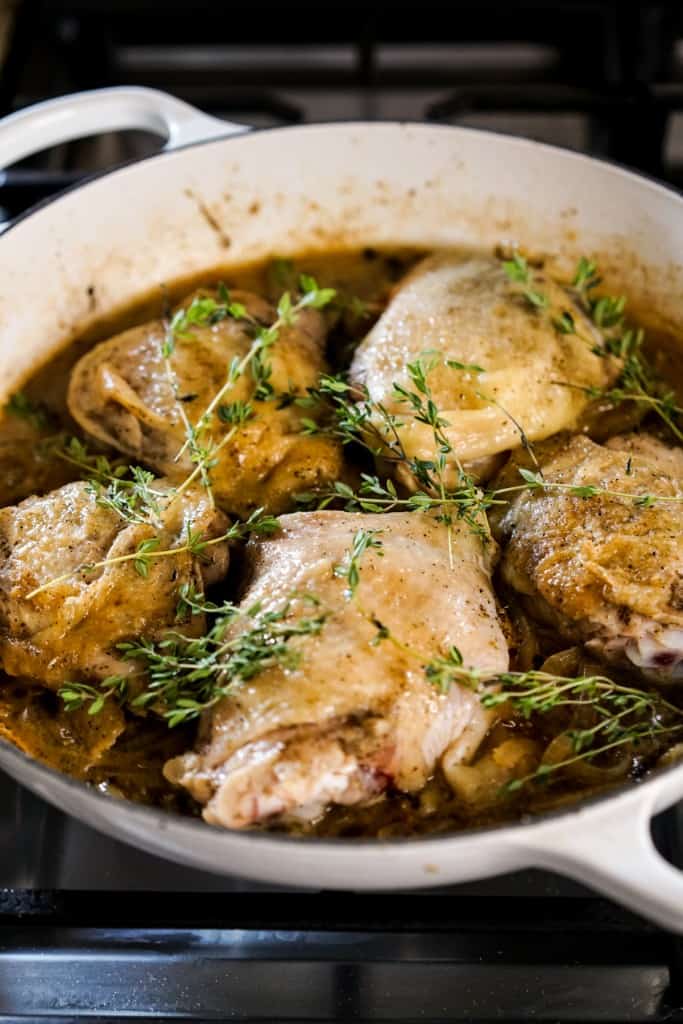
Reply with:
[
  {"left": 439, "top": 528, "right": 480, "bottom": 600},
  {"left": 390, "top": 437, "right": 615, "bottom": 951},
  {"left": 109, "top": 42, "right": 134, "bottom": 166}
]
[
  {"left": 59, "top": 675, "right": 129, "bottom": 716},
  {"left": 333, "top": 528, "right": 384, "bottom": 598},
  {"left": 53, "top": 437, "right": 168, "bottom": 526},
  {"left": 24, "top": 507, "right": 279, "bottom": 600},
  {"left": 4, "top": 391, "right": 54, "bottom": 430},
  {"left": 298, "top": 472, "right": 500, "bottom": 521},
  {"left": 559, "top": 258, "right": 683, "bottom": 443},
  {"left": 162, "top": 277, "right": 335, "bottom": 502},
  {"left": 301, "top": 362, "right": 492, "bottom": 550},
  {"left": 421, "top": 655, "right": 683, "bottom": 790},
  {"left": 482, "top": 672, "right": 683, "bottom": 791},
  {"left": 501, "top": 466, "right": 683, "bottom": 509},
  {"left": 331, "top": 527, "right": 683, "bottom": 793},
  {"left": 58, "top": 590, "right": 328, "bottom": 727},
  {"left": 500, "top": 252, "right": 604, "bottom": 352},
  {"left": 173, "top": 275, "right": 335, "bottom": 453},
  {"left": 501, "top": 253, "right": 548, "bottom": 310}
]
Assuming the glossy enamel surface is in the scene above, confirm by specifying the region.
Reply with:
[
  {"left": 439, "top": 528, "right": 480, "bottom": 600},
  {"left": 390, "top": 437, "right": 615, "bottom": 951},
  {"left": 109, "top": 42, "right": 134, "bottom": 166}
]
[{"left": 1, "top": 90, "right": 683, "bottom": 926}]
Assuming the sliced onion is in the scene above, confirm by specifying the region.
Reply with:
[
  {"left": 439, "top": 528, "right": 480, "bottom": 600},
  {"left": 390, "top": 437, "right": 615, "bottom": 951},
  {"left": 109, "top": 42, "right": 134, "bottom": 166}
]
[{"left": 541, "top": 732, "right": 631, "bottom": 784}]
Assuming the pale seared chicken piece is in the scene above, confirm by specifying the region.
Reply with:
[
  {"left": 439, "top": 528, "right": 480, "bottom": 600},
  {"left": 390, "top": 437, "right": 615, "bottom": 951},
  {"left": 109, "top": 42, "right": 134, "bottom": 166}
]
[
  {"left": 165, "top": 510, "right": 508, "bottom": 829},
  {"left": 67, "top": 288, "right": 343, "bottom": 518},
  {"left": 350, "top": 254, "right": 619, "bottom": 480},
  {"left": 0, "top": 480, "right": 230, "bottom": 688},
  {"left": 493, "top": 433, "right": 683, "bottom": 682}
]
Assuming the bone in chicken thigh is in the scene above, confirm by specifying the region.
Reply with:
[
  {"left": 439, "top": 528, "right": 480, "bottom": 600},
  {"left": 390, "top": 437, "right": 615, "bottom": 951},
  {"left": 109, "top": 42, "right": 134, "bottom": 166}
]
[
  {"left": 492, "top": 433, "right": 683, "bottom": 683},
  {"left": 350, "top": 254, "right": 619, "bottom": 481},
  {"left": 67, "top": 288, "right": 343, "bottom": 519},
  {"left": 0, "top": 480, "right": 230, "bottom": 689},
  {"left": 165, "top": 510, "right": 508, "bottom": 828}
]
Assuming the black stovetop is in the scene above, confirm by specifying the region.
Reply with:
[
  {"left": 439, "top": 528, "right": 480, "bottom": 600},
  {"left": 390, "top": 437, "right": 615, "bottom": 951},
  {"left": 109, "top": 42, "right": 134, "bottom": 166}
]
[
  {"left": 3, "top": 4, "right": 683, "bottom": 1020},
  {"left": 2, "top": 770, "right": 683, "bottom": 1022}
]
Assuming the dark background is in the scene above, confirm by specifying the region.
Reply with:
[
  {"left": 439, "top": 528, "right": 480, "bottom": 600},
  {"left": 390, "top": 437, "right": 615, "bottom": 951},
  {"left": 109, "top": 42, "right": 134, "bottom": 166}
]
[
  {"left": 3, "top": 4, "right": 683, "bottom": 1020},
  {"left": 1, "top": 0, "right": 683, "bottom": 218}
]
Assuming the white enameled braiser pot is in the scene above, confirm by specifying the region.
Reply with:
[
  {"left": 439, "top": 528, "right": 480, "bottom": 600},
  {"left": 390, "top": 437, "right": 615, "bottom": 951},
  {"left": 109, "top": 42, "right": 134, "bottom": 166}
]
[{"left": 1, "top": 87, "right": 683, "bottom": 928}]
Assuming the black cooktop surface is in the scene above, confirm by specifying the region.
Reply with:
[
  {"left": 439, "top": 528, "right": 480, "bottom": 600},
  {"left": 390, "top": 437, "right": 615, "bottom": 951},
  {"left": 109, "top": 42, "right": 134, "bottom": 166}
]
[
  {"left": 1, "top": 772, "right": 683, "bottom": 1022},
  {"left": 3, "top": 3, "right": 683, "bottom": 1019}
]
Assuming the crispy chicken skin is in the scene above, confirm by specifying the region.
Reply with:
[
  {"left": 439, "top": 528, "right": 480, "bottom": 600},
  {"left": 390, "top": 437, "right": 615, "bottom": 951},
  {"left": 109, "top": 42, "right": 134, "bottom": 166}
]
[
  {"left": 67, "top": 288, "right": 343, "bottom": 518},
  {"left": 493, "top": 433, "right": 683, "bottom": 682},
  {"left": 0, "top": 480, "right": 230, "bottom": 689},
  {"left": 165, "top": 510, "right": 508, "bottom": 828},
  {"left": 350, "top": 254, "right": 618, "bottom": 478}
]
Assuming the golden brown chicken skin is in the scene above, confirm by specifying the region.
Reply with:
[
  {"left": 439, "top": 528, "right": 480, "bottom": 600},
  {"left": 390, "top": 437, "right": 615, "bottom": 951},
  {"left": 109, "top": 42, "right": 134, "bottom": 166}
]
[
  {"left": 67, "top": 288, "right": 343, "bottom": 519},
  {"left": 350, "top": 254, "right": 619, "bottom": 483},
  {"left": 165, "top": 509, "right": 508, "bottom": 829},
  {"left": 0, "top": 479, "right": 230, "bottom": 689},
  {"left": 493, "top": 433, "right": 683, "bottom": 682}
]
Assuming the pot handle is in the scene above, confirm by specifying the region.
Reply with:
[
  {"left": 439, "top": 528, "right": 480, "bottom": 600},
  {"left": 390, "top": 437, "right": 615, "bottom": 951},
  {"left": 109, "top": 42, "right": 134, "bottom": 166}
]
[
  {"left": 0, "top": 86, "right": 247, "bottom": 170},
  {"left": 510, "top": 789, "right": 683, "bottom": 932}
]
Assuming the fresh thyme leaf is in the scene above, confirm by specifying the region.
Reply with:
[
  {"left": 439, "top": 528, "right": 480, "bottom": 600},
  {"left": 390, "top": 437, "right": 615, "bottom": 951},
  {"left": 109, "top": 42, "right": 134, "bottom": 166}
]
[
  {"left": 4, "top": 392, "right": 53, "bottom": 430},
  {"left": 58, "top": 675, "right": 129, "bottom": 715},
  {"left": 300, "top": 417, "right": 321, "bottom": 435},
  {"left": 509, "top": 466, "right": 683, "bottom": 508},
  {"left": 217, "top": 400, "right": 254, "bottom": 425},
  {"left": 348, "top": 296, "right": 371, "bottom": 320},
  {"left": 333, "top": 528, "right": 384, "bottom": 597},
  {"left": 552, "top": 311, "right": 575, "bottom": 334},
  {"left": 276, "top": 290, "right": 293, "bottom": 324},
  {"left": 298, "top": 274, "right": 337, "bottom": 310},
  {"left": 121, "top": 595, "right": 328, "bottom": 725},
  {"left": 518, "top": 467, "right": 544, "bottom": 489},
  {"left": 572, "top": 256, "right": 600, "bottom": 294},
  {"left": 523, "top": 288, "right": 548, "bottom": 310},
  {"left": 445, "top": 359, "right": 485, "bottom": 374},
  {"left": 502, "top": 253, "right": 529, "bottom": 283},
  {"left": 133, "top": 536, "right": 161, "bottom": 578},
  {"left": 591, "top": 294, "right": 626, "bottom": 329},
  {"left": 417, "top": 655, "right": 683, "bottom": 789}
]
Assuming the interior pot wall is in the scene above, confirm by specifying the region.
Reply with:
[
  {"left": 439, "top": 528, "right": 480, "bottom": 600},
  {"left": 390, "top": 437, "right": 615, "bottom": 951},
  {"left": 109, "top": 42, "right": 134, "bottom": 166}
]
[{"left": 1, "top": 122, "right": 682, "bottom": 401}]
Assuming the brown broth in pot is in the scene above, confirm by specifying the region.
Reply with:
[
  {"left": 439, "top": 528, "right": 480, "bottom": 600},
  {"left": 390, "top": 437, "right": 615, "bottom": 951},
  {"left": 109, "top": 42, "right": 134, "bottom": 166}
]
[{"left": 1, "top": 245, "right": 682, "bottom": 833}]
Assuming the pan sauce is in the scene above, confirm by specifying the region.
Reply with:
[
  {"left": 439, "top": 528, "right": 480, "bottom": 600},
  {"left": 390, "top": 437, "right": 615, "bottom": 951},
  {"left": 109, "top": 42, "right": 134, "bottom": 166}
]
[{"left": 1, "top": 245, "right": 683, "bottom": 836}]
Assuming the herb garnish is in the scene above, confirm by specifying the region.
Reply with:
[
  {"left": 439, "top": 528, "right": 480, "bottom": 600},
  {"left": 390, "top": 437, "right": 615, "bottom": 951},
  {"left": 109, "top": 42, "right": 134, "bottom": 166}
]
[
  {"left": 163, "top": 276, "right": 335, "bottom": 503},
  {"left": 60, "top": 590, "right": 327, "bottom": 726},
  {"left": 25, "top": 507, "right": 279, "bottom": 600},
  {"left": 500, "top": 466, "right": 683, "bottom": 509},
  {"left": 4, "top": 391, "right": 53, "bottom": 430},
  {"left": 333, "top": 528, "right": 384, "bottom": 598},
  {"left": 423, "top": 662, "right": 683, "bottom": 791},
  {"left": 557, "top": 257, "right": 683, "bottom": 443},
  {"left": 299, "top": 359, "right": 493, "bottom": 558},
  {"left": 60, "top": 675, "right": 129, "bottom": 716},
  {"left": 501, "top": 252, "right": 549, "bottom": 311}
]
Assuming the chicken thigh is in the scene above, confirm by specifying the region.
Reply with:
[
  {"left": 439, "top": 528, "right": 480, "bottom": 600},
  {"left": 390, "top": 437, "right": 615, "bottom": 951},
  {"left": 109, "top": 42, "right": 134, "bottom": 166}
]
[
  {"left": 67, "top": 288, "right": 343, "bottom": 518},
  {"left": 165, "top": 510, "right": 508, "bottom": 828},
  {"left": 0, "top": 480, "right": 230, "bottom": 689},
  {"left": 493, "top": 433, "right": 683, "bottom": 682},
  {"left": 350, "top": 254, "right": 618, "bottom": 480}
]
